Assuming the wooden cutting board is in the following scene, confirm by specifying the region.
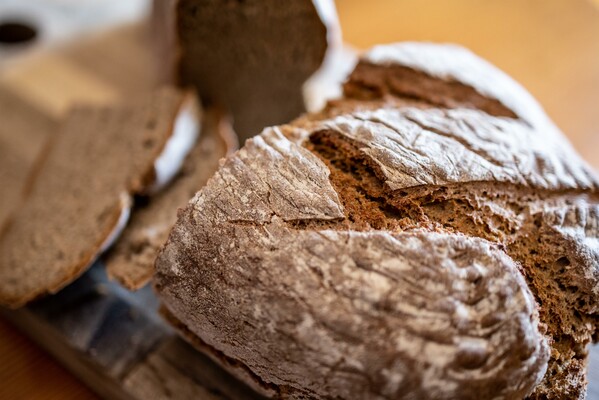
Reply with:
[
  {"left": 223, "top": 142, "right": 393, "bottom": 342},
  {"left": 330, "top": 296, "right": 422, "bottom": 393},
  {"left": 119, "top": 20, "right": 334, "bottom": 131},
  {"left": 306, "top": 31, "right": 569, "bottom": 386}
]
[{"left": 1, "top": 1, "right": 599, "bottom": 398}]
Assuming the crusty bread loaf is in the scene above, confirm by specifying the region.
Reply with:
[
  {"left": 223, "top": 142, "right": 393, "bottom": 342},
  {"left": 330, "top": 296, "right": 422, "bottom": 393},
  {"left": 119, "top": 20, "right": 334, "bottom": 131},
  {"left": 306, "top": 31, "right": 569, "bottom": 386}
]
[
  {"left": 153, "top": 0, "right": 339, "bottom": 141},
  {"left": 105, "top": 108, "right": 237, "bottom": 290},
  {"left": 0, "top": 88, "right": 200, "bottom": 308},
  {"left": 155, "top": 43, "right": 599, "bottom": 399}
]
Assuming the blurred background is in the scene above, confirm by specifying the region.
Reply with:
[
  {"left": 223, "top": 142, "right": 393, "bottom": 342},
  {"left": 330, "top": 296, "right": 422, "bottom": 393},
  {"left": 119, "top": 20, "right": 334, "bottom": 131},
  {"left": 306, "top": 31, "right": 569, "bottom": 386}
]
[{"left": 0, "top": 0, "right": 598, "bottom": 399}]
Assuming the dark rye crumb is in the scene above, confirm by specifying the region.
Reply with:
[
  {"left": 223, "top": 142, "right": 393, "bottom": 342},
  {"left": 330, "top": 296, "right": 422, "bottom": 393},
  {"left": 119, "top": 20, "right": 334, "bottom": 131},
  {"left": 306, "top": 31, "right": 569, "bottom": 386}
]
[{"left": 344, "top": 63, "right": 519, "bottom": 120}]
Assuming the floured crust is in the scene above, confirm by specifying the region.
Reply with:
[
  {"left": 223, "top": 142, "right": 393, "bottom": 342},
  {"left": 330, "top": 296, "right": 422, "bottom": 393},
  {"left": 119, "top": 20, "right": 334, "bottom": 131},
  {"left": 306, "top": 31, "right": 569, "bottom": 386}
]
[
  {"left": 0, "top": 87, "right": 193, "bottom": 308},
  {"left": 160, "top": 306, "right": 279, "bottom": 398},
  {"left": 159, "top": 214, "right": 549, "bottom": 399},
  {"left": 105, "top": 109, "right": 237, "bottom": 290},
  {"left": 316, "top": 108, "right": 597, "bottom": 191},
  {"left": 155, "top": 43, "right": 599, "bottom": 399}
]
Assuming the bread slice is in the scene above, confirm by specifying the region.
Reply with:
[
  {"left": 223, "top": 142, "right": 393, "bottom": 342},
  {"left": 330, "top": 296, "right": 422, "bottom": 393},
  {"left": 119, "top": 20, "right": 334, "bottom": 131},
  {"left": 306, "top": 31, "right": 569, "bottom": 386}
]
[
  {"left": 155, "top": 43, "right": 599, "bottom": 399},
  {"left": 0, "top": 87, "right": 200, "bottom": 308},
  {"left": 105, "top": 108, "right": 237, "bottom": 290},
  {"left": 0, "top": 88, "right": 58, "bottom": 230},
  {"left": 153, "top": 0, "right": 340, "bottom": 141}
]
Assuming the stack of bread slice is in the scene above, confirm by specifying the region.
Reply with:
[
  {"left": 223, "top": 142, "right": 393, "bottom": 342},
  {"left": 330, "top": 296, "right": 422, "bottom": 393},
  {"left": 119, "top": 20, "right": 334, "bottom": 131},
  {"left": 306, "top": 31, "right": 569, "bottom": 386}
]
[{"left": 0, "top": 88, "right": 202, "bottom": 307}]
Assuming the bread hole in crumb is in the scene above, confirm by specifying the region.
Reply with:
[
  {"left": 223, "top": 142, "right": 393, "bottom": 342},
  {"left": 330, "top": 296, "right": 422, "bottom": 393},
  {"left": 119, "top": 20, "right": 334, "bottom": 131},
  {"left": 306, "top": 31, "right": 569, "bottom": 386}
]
[
  {"left": 146, "top": 119, "right": 157, "bottom": 130},
  {"left": 556, "top": 256, "right": 571, "bottom": 268},
  {"left": 130, "top": 240, "right": 150, "bottom": 255},
  {"left": 534, "top": 217, "right": 543, "bottom": 228},
  {"left": 557, "top": 280, "right": 579, "bottom": 294},
  {"left": 143, "top": 138, "right": 155, "bottom": 148},
  {"left": 566, "top": 285, "right": 579, "bottom": 293}
]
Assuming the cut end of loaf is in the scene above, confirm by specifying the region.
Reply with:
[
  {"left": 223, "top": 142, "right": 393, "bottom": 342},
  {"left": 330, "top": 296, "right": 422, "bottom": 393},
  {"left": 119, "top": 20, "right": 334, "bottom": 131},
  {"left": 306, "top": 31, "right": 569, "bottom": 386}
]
[{"left": 165, "top": 0, "right": 335, "bottom": 140}]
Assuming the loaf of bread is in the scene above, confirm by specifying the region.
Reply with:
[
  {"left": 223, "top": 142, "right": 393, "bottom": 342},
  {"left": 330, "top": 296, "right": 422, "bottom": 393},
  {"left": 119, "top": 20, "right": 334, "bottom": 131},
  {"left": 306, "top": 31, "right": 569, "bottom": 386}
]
[
  {"left": 105, "top": 108, "right": 237, "bottom": 290},
  {"left": 0, "top": 88, "right": 200, "bottom": 308},
  {"left": 155, "top": 43, "right": 599, "bottom": 399},
  {"left": 153, "top": 0, "right": 340, "bottom": 141}
]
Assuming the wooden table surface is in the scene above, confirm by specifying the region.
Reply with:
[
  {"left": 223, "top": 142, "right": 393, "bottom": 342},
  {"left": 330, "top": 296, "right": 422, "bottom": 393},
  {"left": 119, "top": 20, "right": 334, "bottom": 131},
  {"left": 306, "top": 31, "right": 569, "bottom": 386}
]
[{"left": 1, "top": 1, "right": 599, "bottom": 399}]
